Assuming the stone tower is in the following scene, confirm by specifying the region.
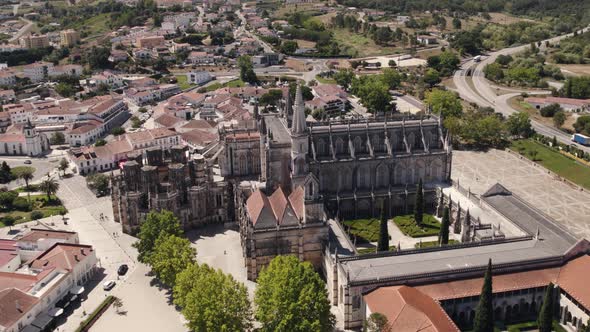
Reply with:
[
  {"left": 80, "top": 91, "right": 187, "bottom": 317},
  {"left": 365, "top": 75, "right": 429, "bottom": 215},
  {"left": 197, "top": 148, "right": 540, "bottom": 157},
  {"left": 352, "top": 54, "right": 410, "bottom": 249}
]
[{"left": 290, "top": 84, "right": 308, "bottom": 189}]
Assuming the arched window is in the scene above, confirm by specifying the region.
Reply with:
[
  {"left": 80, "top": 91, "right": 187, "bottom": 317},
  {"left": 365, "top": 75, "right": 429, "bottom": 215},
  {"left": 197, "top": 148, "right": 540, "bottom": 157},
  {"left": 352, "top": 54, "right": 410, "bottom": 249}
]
[
  {"left": 238, "top": 154, "right": 247, "bottom": 175},
  {"left": 335, "top": 137, "right": 345, "bottom": 155},
  {"left": 353, "top": 136, "right": 363, "bottom": 153},
  {"left": 317, "top": 138, "right": 327, "bottom": 156},
  {"left": 376, "top": 164, "right": 388, "bottom": 188}
]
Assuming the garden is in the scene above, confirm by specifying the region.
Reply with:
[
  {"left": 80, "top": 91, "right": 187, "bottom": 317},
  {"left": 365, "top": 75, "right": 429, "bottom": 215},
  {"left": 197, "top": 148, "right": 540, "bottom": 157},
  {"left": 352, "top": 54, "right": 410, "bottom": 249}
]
[
  {"left": 342, "top": 218, "right": 381, "bottom": 243},
  {"left": 393, "top": 214, "right": 440, "bottom": 238}
]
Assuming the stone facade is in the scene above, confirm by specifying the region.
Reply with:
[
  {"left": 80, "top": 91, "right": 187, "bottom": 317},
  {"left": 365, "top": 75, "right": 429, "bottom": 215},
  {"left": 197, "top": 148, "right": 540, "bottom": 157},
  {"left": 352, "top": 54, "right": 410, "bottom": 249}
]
[{"left": 112, "top": 145, "right": 228, "bottom": 234}]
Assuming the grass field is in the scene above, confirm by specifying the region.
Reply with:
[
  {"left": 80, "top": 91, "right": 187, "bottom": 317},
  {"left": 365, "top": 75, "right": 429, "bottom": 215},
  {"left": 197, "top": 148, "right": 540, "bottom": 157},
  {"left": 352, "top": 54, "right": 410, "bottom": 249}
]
[
  {"left": 511, "top": 139, "right": 590, "bottom": 190},
  {"left": 68, "top": 13, "right": 111, "bottom": 42},
  {"left": 175, "top": 75, "right": 195, "bottom": 90},
  {"left": 393, "top": 214, "right": 440, "bottom": 238},
  {"left": 315, "top": 74, "right": 336, "bottom": 84},
  {"left": 415, "top": 239, "right": 458, "bottom": 249},
  {"left": 332, "top": 28, "right": 400, "bottom": 57}
]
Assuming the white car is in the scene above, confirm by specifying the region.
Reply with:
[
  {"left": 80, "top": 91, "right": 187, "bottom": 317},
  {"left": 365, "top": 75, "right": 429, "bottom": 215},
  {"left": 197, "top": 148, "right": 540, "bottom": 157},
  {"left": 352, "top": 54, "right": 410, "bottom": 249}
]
[{"left": 103, "top": 280, "right": 116, "bottom": 291}]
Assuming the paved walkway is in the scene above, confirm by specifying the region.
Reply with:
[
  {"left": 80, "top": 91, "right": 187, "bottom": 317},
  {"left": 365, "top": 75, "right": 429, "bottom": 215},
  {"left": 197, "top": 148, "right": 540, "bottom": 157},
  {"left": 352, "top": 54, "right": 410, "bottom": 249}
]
[{"left": 452, "top": 149, "right": 590, "bottom": 239}]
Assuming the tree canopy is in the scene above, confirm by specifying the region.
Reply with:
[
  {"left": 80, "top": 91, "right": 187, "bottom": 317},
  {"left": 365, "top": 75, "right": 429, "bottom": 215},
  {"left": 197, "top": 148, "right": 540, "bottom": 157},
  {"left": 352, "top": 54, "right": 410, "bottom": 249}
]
[
  {"left": 473, "top": 259, "right": 494, "bottom": 332},
  {"left": 425, "top": 89, "right": 463, "bottom": 118},
  {"left": 174, "top": 263, "right": 252, "bottom": 332},
  {"left": 133, "top": 210, "right": 183, "bottom": 263},
  {"left": 255, "top": 255, "right": 335, "bottom": 332},
  {"left": 148, "top": 234, "right": 196, "bottom": 287}
]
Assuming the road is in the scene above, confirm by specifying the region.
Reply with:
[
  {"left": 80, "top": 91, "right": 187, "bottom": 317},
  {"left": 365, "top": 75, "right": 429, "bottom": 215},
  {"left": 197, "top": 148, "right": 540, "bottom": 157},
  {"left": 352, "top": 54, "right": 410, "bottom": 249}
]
[
  {"left": 453, "top": 26, "right": 590, "bottom": 152},
  {"left": 236, "top": 7, "right": 274, "bottom": 54},
  {"left": 9, "top": 18, "right": 34, "bottom": 43}
]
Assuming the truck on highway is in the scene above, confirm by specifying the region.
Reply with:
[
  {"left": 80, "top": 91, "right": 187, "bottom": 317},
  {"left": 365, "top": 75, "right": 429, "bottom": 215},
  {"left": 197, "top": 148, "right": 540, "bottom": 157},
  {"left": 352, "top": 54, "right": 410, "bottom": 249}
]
[
  {"left": 572, "top": 133, "right": 590, "bottom": 145},
  {"left": 473, "top": 55, "right": 482, "bottom": 63}
]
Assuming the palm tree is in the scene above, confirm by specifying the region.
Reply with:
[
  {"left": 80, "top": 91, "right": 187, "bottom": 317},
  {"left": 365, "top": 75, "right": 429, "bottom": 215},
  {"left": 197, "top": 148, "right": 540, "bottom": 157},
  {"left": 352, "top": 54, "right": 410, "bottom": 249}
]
[
  {"left": 39, "top": 176, "right": 59, "bottom": 202},
  {"left": 14, "top": 167, "right": 34, "bottom": 190}
]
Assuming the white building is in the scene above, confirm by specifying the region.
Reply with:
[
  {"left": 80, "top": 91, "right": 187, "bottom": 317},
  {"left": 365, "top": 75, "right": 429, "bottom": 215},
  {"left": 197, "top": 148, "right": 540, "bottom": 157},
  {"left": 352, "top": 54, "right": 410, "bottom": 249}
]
[
  {"left": 186, "top": 71, "right": 213, "bottom": 85},
  {"left": 0, "top": 121, "right": 50, "bottom": 156}
]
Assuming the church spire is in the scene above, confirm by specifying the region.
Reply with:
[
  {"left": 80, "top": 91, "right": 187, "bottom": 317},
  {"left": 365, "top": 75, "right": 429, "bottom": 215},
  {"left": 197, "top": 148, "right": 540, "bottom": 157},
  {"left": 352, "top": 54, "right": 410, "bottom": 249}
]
[{"left": 291, "top": 83, "right": 306, "bottom": 135}]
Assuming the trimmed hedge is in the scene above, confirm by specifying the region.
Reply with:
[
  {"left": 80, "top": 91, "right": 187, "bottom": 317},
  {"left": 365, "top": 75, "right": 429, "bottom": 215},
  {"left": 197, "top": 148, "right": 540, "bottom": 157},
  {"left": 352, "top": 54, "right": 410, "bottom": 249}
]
[
  {"left": 75, "top": 295, "right": 116, "bottom": 332},
  {"left": 393, "top": 214, "right": 440, "bottom": 238}
]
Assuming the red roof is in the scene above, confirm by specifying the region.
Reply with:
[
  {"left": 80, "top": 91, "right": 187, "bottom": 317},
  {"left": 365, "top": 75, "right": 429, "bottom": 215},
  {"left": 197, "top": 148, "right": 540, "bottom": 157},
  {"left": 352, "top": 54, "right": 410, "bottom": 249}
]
[
  {"left": 364, "top": 285, "right": 460, "bottom": 332},
  {"left": 0, "top": 288, "right": 39, "bottom": 329},
  {"left": 28, "top": 243, "right": 93, "bottom": 272}
]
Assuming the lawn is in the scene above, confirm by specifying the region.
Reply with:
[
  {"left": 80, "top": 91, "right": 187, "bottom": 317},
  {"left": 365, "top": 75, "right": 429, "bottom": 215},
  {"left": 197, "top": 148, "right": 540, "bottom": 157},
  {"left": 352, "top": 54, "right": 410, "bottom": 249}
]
[
  {"left": 393, "top": 214, "right": 440, "bottom": 238},
  {"left": 175, "top": 74, "right": 195, "bottom": 90},
  {"left": 0, "top": 194, "right": 67, "bottom": 227},
  {"left": 357, "top": 246, "right": 396, "bottom": 255},
  {"left": 511, "top": 139, "right": 590, "bottom": 190},
  {"left": 224, "top": 79, "right": 246, "bottom": 88},
  {"left": 342, "top": 218, "right": 382, "bottom": 243},
  {"left": 506, "top": 320, "right": 566, "bottom": 332},
  {"left": 315, "top": 75, "right": 336, "bottom": 84},
  {"left": 415, "top": 239, "right": 459, "bottom": 249}
]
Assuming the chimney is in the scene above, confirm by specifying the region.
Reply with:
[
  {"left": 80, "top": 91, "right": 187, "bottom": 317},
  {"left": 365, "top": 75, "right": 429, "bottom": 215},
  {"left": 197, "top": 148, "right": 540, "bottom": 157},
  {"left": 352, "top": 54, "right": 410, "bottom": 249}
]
[{"left": 16, "top": 300, "right": 22, "bottom": 313}]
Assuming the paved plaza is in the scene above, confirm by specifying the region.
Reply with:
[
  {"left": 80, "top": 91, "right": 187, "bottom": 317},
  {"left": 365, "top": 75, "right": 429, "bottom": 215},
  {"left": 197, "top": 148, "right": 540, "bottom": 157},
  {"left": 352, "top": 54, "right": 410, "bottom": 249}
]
[{"left": 452, "top": 149, "right": 590, "bottom": 239}]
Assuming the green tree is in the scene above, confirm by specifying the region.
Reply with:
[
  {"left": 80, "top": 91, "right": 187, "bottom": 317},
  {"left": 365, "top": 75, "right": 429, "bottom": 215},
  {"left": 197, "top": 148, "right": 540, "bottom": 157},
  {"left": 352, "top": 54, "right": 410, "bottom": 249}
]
[
  {"left": 414, "top": 179, "right": 424, "bottom": 227},
  {"left": 255, "top": 255, "right": 335, "bottom": 332},
  {"left": 0, "top": 161, "right": 12, "bottom": 183},
  {"left": 423, "top": 68, "right": 441, "bottom": 87},
  {"left": 473, "top": 259, "right": 494, "bottom": 332},
  {"left": 380, "top": 68, "right": 402, "bottom": 90},
  {"left": 352, "top": 77, "right": 392, "bottom": 113},
  {"left": 377, "top": 204, "right": 389, "bottom": 252},
  {"left": 50, "top": 132, "right": 65, "bottom": 145},
  {"left": 133, "top": 210, "right": 183, "bottom": 263},
  {"left": 12, "top": 167, "right": 35, "bottom": 190},
  {"left": 55, "top": 82, "right": 76, "bottom": 97},
  {"left": 259, "top": 89, "right": 284, "bottom": 107},
  {"left": 483, "top": 63, "right": 504, "bottom": 81},
  {"left": 111, "top": 127, "right": 125, "bottom": 136},
  {"left": 39, "top": 176, "right": 59, "bottom": 201},
  {"left": 1, "top": 215, "right": 16, "bottom": 229},
  {"left": 506, "top": 112, "right": 533, "bottom": 138},
  {"left": 452, "top": 17, "right": 462, "bottom": 30},
  {"left": 553, "top": 111, "right": 566, "bottom": 128},
  {"left": 237, "top": 55, "right": 258, "bottom": 84},
  {"left": 281, "top": 40, "right": 298, "bottom": 54},
  {"left": 439, "top": 206, "right": 450, "bottom": 245},
  {"left": 425, "top": 89, "right": 462, "bottom": 118},
  {"left": 58, "top": 158, "right": 69, "bottom": 176},
  {"left": 333, "top": 69, "right": 355, "bottom": 90},
  {"left": 176, "top": 263, "right": 253, "bottom": 332},
  {"left": 86, "top": 173, "right": 109, "bottom": 196},
  {"left": 537, "top": 283, "right": 554, "bottom": 332},
  {"left": 95, "top": 139, "right": 107, "bottom": 147},
  {"left": 0, "top": 191, "right": 18, "bottom": 210},
  {"left": 364, "top": 312, "right": 391, "bottom": 332},
  {"left": 148, "top": 234, "right": 196, "bottom": 287}
]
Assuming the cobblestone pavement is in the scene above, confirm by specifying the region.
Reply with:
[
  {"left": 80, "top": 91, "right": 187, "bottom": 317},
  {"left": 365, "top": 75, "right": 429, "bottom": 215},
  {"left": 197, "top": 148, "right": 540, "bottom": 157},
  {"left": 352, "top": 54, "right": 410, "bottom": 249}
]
[{"left": 452, "top": 149, "right": 590, "bottom": 239}]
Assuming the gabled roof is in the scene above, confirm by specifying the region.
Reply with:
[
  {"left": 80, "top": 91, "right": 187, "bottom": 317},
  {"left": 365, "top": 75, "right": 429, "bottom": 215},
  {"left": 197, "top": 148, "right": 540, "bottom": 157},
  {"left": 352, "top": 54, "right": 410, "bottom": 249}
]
[
  {"left": 246, "top": 186, "right": 305, "bottom": 228},
  {"left": 482, "top": 183, "right": 512, "bottom": 197},
  {"left": 28, "top": 243, "right": 93, "bottom": 272}
]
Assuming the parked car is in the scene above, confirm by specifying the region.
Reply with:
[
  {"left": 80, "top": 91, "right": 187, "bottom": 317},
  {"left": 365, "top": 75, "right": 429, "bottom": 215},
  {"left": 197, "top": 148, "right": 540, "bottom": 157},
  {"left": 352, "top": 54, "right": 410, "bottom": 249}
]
[
  {"left": 103, "top": 280, "right": 116, "bottom": 291},
  {"left": 24, "top": 160, "right": 32, "bottom": 164},
  {"left": 117, "top": 264, "right": 129, "bottom": 276}
]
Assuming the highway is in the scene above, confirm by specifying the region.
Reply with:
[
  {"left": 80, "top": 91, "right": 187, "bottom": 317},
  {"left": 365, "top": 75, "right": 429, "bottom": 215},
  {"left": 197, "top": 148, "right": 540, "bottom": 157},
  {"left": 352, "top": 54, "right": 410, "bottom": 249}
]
[{"left": 453, "top": 26, "right": 590, "bottom": 152}]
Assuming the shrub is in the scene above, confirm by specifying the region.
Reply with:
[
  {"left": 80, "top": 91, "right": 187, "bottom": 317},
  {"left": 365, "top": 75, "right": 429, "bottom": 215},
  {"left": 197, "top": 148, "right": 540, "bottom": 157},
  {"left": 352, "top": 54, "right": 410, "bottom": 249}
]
[
  {"left": 540, "top": 103, "right": 561, "bottom": 117},
  {"left": 12, "top": 197, "right": 31, "bottom": 211},
  {"left": 30, "top": 210, "right": 44, "bottom": 220}
]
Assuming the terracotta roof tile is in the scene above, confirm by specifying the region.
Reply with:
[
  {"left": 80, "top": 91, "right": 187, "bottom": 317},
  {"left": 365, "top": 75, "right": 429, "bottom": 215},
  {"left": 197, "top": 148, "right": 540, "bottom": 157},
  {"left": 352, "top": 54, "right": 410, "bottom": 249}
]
[{"left": 0, "top": 288, "right": 39, "bottom": 328}]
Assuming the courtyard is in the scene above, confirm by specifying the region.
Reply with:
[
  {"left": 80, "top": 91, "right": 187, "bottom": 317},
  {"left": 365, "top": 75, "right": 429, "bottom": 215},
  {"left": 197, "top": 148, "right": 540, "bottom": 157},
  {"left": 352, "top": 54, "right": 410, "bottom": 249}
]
[{"left": 452, "top": 149, "right": 590, "bottom": 240}]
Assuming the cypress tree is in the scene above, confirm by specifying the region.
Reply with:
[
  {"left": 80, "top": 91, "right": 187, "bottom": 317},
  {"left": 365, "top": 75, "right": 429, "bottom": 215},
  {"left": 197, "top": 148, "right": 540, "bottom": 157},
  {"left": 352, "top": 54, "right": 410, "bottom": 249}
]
[
  {"left": 414, "top": 178, "right": 424, "bottom": 226},
  {"left": 377, "top": 203, "right": 389, "bottom": 252},
  {"left": 439, "top": 207, "right": 450, "bottom": 245},
  {"left": 473, "top": 259, "right": 494, "bottom": 332},
  {"left": 538, "top": 283, "right": 554, "bottom": 332}
]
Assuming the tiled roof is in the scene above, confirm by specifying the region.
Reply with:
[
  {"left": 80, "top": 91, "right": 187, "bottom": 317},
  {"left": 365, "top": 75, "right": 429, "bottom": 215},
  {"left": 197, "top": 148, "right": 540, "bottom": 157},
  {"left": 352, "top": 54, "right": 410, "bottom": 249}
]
[
  {"left": 0, "top": 288, "right": 39, "bottom": 329},
  {"left": 364, "top": 285, "right": 460, "bottom": 332},
  {"left": 18, "top": 229, "right": 77, "bottom": 243},
  {"left": 245, "top": 186, "right": 305, "bottom": 227},
  {"left": 154, "top": 114, "right": 184, "bottom": 128},
  {"left": 28, "top": 243, "right": 93, "bottom": 272},
  {"left": 557, "top": 255, "right": 590, "bottom": 310}
]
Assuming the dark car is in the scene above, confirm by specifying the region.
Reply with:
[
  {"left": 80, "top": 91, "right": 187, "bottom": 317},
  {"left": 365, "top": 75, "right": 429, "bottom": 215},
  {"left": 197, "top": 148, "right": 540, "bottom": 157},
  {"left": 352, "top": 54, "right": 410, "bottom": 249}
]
[{"left": 117, "top": 264, "right": 129, "bottom": 276}]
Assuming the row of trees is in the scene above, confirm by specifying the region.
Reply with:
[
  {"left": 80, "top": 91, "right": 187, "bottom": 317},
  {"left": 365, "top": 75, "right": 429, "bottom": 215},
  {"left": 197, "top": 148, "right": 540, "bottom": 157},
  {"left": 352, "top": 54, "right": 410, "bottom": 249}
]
[
  {"left": 134, "top": 210, "right": 335, "bottom": 331},
  {"left": 426, "top": 89, "right": 534, "bottom": 147}
]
